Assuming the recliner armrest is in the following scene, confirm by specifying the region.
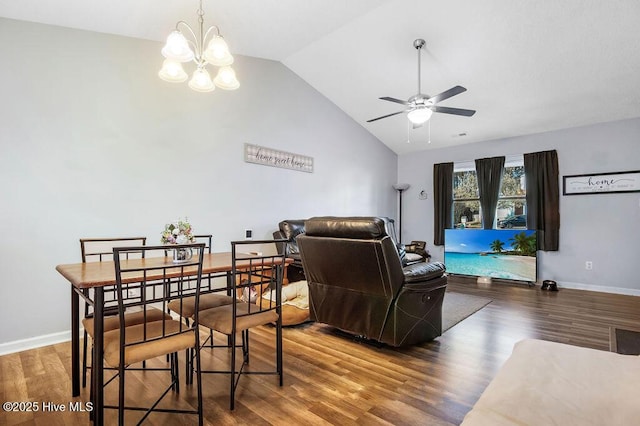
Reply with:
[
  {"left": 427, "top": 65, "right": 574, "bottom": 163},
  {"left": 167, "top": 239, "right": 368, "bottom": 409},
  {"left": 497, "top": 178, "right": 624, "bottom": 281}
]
[{"left": 403, "top": 261, "right": 446, "bottom": 283}]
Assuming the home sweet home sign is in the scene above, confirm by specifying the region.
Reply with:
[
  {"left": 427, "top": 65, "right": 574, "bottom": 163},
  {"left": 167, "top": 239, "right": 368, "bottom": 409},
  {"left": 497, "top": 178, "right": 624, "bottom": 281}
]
[
  {"left": 244, "top": 143, "right": 313, "bottom": 173},
  {"left": 563, "top": 170, "right": 640, "bottom": 195}
]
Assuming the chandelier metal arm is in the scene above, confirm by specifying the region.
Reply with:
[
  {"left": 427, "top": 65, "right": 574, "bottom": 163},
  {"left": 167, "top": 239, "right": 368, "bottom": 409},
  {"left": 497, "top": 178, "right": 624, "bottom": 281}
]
[
  {"left": 175, "top": 20, "right": 200, "bottom": 55},
  {"left": 174, "top": 21, "right": 222, "bottom": 65},
  {"left": 175, "top": 20, "right": 197, "bottom": 38},
  {"left": 202, "top": 25, "right": 222, "bottom": 45}
]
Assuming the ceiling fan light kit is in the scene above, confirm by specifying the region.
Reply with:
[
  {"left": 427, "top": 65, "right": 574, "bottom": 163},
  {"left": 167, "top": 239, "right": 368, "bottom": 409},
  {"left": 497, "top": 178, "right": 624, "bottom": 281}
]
[
  {"left": 367, "top": 38, "right": 475, "bottom": 130},
  {"left": 407, "top": 107, "right": 432, "bottom": 125},
  {"left": 159, "top": 0, "right": 239, "bottom": 93}
]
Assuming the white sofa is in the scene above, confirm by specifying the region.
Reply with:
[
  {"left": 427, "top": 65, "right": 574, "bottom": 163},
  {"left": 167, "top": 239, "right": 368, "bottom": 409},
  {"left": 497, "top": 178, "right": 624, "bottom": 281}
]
[{"left": 461, "top": 339, "right": 640, "bottom": 425}]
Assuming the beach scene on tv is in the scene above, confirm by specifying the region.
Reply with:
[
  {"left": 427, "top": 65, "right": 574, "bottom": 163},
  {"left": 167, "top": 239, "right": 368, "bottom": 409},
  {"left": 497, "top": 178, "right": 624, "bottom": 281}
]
[{"left": 444, "top": 229, "right": 537, "bottom": 282}]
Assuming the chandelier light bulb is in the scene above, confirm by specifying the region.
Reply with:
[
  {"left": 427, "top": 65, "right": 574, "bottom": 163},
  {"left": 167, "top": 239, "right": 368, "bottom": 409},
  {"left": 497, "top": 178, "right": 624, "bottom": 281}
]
[
  {"left": 213, "top": 66, "right": 240, "bottom": 90},
  {"left": 188, "top": 68, "right": 215, "bottom": 92},
  {"left": 203, "top": 35, "right": 234, "bottom": 66},
  {"left": 161, "top": 30, "right": 194, "bottom": 62},
  {"left": 407, "top": 107, "right": 433, "bottom": 125},
  {"left": 158, "top": 59, "right": 188, "bottom": 83}
]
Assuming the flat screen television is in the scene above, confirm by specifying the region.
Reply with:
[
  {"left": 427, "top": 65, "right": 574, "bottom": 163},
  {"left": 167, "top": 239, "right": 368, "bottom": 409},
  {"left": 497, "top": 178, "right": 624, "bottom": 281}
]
[{"left": 444, "top": 229, "right": 537, "bottom": 283}]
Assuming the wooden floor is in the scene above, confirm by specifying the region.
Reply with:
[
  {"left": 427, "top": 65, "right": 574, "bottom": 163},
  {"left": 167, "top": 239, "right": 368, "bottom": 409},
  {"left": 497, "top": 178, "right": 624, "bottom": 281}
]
[{"left": 3, "top": 278, "right": 640, "bottom": 425}]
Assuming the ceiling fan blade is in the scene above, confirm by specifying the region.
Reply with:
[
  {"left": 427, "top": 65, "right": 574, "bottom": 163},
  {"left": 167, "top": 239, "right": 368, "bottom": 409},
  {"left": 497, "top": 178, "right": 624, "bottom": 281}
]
[
  {"left": 432, "top": 106, "right": 476, "bottom": 117},
  {"left": 428, "top": 85, "right": 467, "bottom": 104},
  {"left": 380, "top": 97, "right": 410, "bottom": 106},
  {"left": 366, "top": 110, "right": 407, "bottom": 123}
]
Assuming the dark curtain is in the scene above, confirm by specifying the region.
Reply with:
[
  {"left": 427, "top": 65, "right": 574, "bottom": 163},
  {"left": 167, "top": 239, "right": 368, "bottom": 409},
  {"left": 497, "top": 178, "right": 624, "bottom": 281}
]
[
  {"left": 433, "top": 162, "right": 453, "bottom": 246},
  {"left": 475, "top": 156, "right": 505, "bottom": 229},
  {"left": 524, "top": 150, "right": 560, "bottom": 251}
]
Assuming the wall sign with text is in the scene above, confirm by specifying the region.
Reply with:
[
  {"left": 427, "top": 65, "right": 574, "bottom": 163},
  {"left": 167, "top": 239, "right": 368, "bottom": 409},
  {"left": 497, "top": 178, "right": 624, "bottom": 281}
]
[
  {"left": 563, "top": 170, "right": 640, "bottom": 195},
  {"left": 244, "top": 143, "right": 313, "bottom": 173}
]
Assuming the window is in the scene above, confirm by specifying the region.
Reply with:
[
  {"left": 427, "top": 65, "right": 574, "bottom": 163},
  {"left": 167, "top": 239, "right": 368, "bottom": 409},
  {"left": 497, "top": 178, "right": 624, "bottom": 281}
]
[
  {"left": 497, "top": 158, "right": 526, "bottom": 229},
  {"left": 453, "top": 156, "right": 526, "bottom": 229},
  {"left": 453, "top": 161, "right": 481, "bottom": 228}
]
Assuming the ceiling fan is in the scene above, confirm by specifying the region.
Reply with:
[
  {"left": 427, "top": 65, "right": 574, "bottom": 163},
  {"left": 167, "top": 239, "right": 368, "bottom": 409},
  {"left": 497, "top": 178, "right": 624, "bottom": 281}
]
[{"left": 367, "top": 39, "right": 476, "bottom": 128}]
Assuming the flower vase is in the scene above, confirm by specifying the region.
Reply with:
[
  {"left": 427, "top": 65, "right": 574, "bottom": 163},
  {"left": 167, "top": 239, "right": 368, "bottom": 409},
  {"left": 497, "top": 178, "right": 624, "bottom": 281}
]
[{"left": 172, "top": 247, "right": 193, "bottom": 263}]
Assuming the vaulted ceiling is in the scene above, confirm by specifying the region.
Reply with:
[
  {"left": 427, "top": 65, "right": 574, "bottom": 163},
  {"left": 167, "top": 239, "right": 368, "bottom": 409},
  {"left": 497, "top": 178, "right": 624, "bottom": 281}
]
[{"left": 2, "top": 0, "right": 639, "bottom": 154}]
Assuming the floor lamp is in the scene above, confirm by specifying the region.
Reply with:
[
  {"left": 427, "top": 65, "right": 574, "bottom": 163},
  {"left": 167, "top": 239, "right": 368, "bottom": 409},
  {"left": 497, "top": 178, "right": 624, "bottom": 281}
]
[{"left": 392, "top": 183, "right": 410, "bottom": 242}]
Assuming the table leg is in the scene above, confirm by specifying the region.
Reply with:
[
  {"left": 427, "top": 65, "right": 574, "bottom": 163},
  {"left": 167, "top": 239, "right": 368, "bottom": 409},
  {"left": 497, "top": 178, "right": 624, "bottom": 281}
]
[
  {"left": 71, "top": 286, "right": 80, "bottom": 397},
  {"left": 92, "top": 288, "right": 105, "bottom": 426}
]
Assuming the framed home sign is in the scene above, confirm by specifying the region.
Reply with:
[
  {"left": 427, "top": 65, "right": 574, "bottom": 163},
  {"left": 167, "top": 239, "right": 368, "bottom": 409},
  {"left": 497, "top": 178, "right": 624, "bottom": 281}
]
[
  {"left": 563, "top": 170, "right": 640, "bottom": 195},
  {"left": 244, "top": 143, "right": 314, "bottom": 173}
]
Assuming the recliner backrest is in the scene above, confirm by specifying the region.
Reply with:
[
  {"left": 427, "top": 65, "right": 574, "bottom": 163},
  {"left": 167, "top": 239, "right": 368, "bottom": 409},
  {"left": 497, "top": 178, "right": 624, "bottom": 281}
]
[
  {"left": 298, "top": 217, "right": 409, "bottom": 341},
  {"left": 298, "top": 216, "right": 447, "bottom": 346},
  {"left": 299, "top": 216, "right": 405, "bottom": 297}
]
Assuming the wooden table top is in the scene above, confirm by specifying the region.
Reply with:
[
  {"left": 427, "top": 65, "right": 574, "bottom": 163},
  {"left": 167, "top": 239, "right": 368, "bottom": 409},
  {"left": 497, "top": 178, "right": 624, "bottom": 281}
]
[{"left": 56, "top": 252, "right": 290, "bottom": 289}]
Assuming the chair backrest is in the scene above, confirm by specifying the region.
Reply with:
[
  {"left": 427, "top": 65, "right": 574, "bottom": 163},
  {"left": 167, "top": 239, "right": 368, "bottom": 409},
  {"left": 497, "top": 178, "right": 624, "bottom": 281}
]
[
  {"left": 80, "top": 237, "right": 147, "bottom": 263},
  {"left": 273, "top": 220, "right": 306, "bottom": 258},
  {"left": 231, "top": 239, "right": 287, "bottom": 323},
  {"left": 112, "top": 243, "right": 206, "bottom": 355},
  {"left": 79, "top": 237, "right": 148, "bottom": 315},
  {"left": 194, "top": 235, "right": 212, "bottom": 253},
  {"left": 297, "top": 217, "right": 407, "bottom": 339},
  {"left": 298, "top": 216, "right": 405, "bottom": 295}
]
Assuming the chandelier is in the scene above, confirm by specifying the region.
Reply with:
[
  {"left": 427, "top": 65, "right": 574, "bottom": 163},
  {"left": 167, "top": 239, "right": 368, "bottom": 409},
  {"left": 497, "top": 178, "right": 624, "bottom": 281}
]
[{"left": 158, "top": 0, "right": 239, "bottom": 92}]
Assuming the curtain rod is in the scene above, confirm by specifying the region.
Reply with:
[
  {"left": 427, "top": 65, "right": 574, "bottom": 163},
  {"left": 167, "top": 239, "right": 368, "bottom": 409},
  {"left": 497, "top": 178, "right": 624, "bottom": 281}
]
[{"left": 454, "top": 154, "right": 524, "bottom": 171}]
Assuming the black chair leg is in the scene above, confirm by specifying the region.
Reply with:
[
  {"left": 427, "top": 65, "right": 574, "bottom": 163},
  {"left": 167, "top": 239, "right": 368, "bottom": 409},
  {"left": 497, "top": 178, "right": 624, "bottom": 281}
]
[
  {"left": 230, "top": 332, "right": 236, "bottom": 410},
  {"left": 277, "top": 322, "right": 283, "bottom": 386},
  {"left": 242, "top": 330, "right": 250, "bottom": 363},
  {"left": 185, "top": 348, "right": 192, "bottom": 385},
  {"left": 170, "top": 353, "right": 176, "bottom": 391},
  {"left": 173, "top": 352, "right": 180, "bottom": 393},
  {"left": 118, "top": 364, "right": 125, "bottom": 425},
  {"left": 194, "top": 343, "right": 203, "bottom": 426},
  {"left": 82, "top": 331, "right": 88, "bottom": 388}
]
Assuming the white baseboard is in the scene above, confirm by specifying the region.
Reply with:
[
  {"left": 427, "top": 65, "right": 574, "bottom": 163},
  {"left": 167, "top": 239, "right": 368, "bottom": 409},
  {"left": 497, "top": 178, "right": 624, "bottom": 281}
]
[
  {"left": 0, "top": 304, "right": 174, "bottom": 356},
  {"left": 0, "top": 330, "right": 71, "bottom": 356},
  {"left": 557, "top": 281, "right": 640, "bottom": 297}
]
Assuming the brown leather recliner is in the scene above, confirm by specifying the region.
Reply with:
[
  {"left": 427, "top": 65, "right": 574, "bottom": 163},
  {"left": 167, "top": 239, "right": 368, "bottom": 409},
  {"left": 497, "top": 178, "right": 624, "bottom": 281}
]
[
  {"left": 297, "top": 216, "right": 447, "bottom": 347},
  {"left": 273, "top": 219, "right": 307, "bottom": 282}
]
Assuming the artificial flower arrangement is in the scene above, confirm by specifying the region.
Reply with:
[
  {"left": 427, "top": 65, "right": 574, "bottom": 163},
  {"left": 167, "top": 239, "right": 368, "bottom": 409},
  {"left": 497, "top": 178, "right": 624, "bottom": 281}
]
[{"left": 161, "top": 218, "right": 196, "bottom": 245}]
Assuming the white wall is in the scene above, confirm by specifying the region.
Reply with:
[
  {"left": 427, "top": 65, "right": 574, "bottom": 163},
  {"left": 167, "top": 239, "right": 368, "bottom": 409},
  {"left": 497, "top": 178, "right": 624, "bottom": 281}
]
[
  {"left": 0, "top": 18, "right": 397, "bottom": 348},
  {"left": 398, "top": 118, "right": 640, "bottom": 294}
]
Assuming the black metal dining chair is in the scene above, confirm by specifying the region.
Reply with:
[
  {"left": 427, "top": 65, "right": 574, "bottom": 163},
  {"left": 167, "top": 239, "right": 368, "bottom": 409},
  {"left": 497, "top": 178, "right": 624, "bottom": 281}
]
[
  {"left": 79, "top": 237, "right": 171, "bottom": 390},
  {"left": 104, "top": 243, "right": 206, "bottom": 425},
  {"left": 167, "top": 234, "right": 234, "bottom": 356},
  {"left": 196, "top": 239, "right": 285, "bottom": 410}
]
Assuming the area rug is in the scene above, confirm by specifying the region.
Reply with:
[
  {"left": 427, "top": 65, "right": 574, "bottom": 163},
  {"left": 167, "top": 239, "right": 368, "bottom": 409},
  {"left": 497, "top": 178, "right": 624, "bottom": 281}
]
[{"left": 442, "top": 291, "right": 492, "bottom": 332}]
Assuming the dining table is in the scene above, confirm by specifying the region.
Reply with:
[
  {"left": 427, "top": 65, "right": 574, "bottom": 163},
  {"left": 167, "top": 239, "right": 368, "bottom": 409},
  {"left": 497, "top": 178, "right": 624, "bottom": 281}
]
[{"left": 56, "top": 251, "right": 290, "bottom": 425}]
